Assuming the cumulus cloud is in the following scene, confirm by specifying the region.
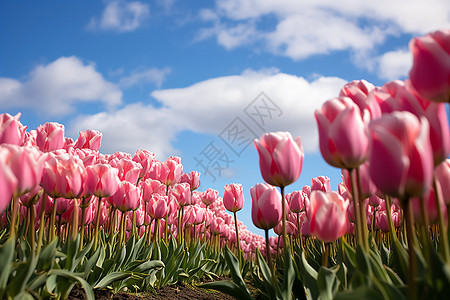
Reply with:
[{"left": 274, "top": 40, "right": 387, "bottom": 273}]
[
  {"left": 199, "top": 0, "right": 450, "bottom": 61},
  {"left": 0, "top": 56, "right": 122, "bottom": 116},
  {"left": 71, "top": 69, "right": 347, "bottom": 158},
  {"left": 88, "top": 0, "right": 150, "bottom": 33},
  {"left": 375, "top": 49, "right": 412, "bottom": 80},
  {"left": 118, "top": 67, "right": 172, "bottom": 88}
]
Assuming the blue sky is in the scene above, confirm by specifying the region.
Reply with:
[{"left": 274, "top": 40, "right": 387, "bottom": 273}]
[{"left": 1, "top": 0, "right": 449, "bottom": 235}]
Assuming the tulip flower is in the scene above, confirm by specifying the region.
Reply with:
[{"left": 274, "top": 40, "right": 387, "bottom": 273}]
[
  {"left": 85, "top": 164, "right": 120, "bottom": 198},
  {"left": 315, "top": 97, "right": 369, "bottom": 169},
  {"left": 309, "top": 191, "right": 349, "bottom": 243},
  {"left": 223, "top": 183, "right": 244, "bottom": 213},
  {"left": 339, "top": 79, "right": 381, "bottom": 120},
  {"left": 109, "top": 181, "right": 141, "bottom": 212},
  {"left": 74, "top": 129, "right": 102, "bottom": 151},
  {"left": 147, "top": 193, "right": 169, "bottom": 219},
  {"left": 36, "top": 122, "right": 65, "bottom": 152},
  {"left": 368, "top": 111, "right": 434, "bottom": 199},
  {"left": 0, "top": 112, "right": 26, "bottom": 146},
  {"left": 109, "top": 158, "right": 142, "bottom": 185},
  {"left": 0, "top": 149, "right": 18, "bottom": 214},
  {"left": 201, "top": 188, "right": 218, "bottom": 206},
  {"left": 132, "top": 149, "right": 156, "bottom": 180},
  {"left": 311, "top": 176, "right": 331, "bottom": 193},
  {"left": 254, "top": 131, "right": 304, "bottom": 188},
  {"left": 286, "top": 190, "right": 306, "bottom": 213},
  {"left": 409, "top": 29, "right": 450, "bottom": 103},
  {"left": 251, "top": 183, "right": 282, "bottom": 230},
  {"left": 435, "top": 159, "right": 450, "bottom": 205},
  {"left": 180, "top": 171, "right": 201, "bottom": 191},
  {"left": 140, "top": 178, "right": 166, "bottom": 202}
]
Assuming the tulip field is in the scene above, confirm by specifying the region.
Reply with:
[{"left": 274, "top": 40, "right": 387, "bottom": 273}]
[{"left": 0, "top": 29, "right": 449, "bottom": 300}]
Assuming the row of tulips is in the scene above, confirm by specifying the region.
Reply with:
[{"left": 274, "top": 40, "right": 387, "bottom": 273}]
[{"left": 0, "top": 27, "right": 449, "bottom": 299}]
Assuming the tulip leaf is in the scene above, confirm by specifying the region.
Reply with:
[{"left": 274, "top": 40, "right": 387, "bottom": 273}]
[
  {"left": 0, "top": 238, "right": 16, "bottom": 293},
  {"left": 299, "top": 251, "right": 319, "bottom": 299},
  {"left": 133, "top": 259, "right": 165, "bottom": 273},
  {"left": 7, "top": 254, "right": 38, "bottom": 297},
  {"left": 199, "top": 280, "right": 254, "bottom": 300},
  {"left": 36, "top": 238, "right": 58, "bottom": 271},
  {"left": 48, "top": 269, "right": 94, "bottom": 300},
  {"left": 334, "top": 286, "right": 381, "bottom": 300},
  {"left": 93, "top": 271, "right": 131, "bottom": 289},
  {"left": 317, "top": 265, "right": 341, "bottom": 300}
]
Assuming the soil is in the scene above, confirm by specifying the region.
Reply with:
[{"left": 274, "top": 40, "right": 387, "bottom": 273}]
[{"left": 68, "top": 281, "right": 237, "bottom": 300}]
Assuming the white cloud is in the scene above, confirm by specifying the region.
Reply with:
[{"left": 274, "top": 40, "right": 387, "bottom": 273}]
[
  {"left": 200, "top": 0, "right": 450, "bottom": 62},
  {"left": 118, "top": 67, "right": 172, "bottom": 88},
  {"left": 376, "top": 49, "right": 412, "bottom": 80},
  {"left": 0, "top": 56, "right": 122, "bottom": 116},
  {"left": 71, "top": 69, "right": 347, "bottom": 158},
  {"left": 88, "top": 0, "right": 150, "bottom": 33}
]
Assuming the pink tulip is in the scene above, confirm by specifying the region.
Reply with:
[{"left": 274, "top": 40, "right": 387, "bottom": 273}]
[
  {"left": 147, "top": 193, "right": 169, "bottom": 219},
  {"left": 169, "top": 183, "right": 191, "bottom": 207},
  {"left": 109, "top": 158, "right": 142, "bottom": 185},
  {"left": 161, "top": 156, "right": 183, "bottom": 186},
  {"left": 286, "top": 190, "right": 307, "bottom": 213},
  {"left": 311, "top": 176, "right": 331, "bottom": 192},
  {"left": 0, "top": 113, "right": 26, "bottom": 146},
  {"left": 409, "top": 29, "right": 450, "bottom": 103},
  {"left": 36, "top": 122, "right": 65, "bottom": 152},
  {"left": 309, "top": 191, "right": 349, "bottom": 243},
  {"left": 19, "top": 186, "right": 42, "bottom": 207},
  {"left": 302, "top": 185, "right": 311, "bottom": 197},
  {"left": 0, "top": 148, "right": 18, "bottom": 213},
  {"left": 223, "top": 183, "right": 244, "bottom": 213},
  {"left": 74, "top": 129, "right": 102, "bottom": 151},
  {"left": 339, "top": 79, "right": 381, "bottom": 120},
  {"left": 368, "top": 111, "right": 434, "bottom": 199},
  {"left": 201, "top": 188, "right": 218, "bottom": 206},
  {"left": 139, "top": 178, "right": 166, "bottom": 202},
  {"left": 85, "top": 164, "right": 120, "bottom": 198},
  {"left": 379, "top": 80, "right": 450, "bottom": 165},
  {"left": 132, "top": 149, "right": 156, "bottom": 179},
  {"left": 435, "top": 159, "right": 450, "bottom": 205},
  {"left": 254, "top": 132, "right": 304, "bottom": 187},
  {"left": 315, "top": 97, "right": 369, "bottom": 169},
  {"left": 180, "top": 171, "right": 201, "bottom": 190},
  {"left": 56, "top": 155, "right": 87, "bottom": 199},
  {"left": 2, "top": 144, "right": 45, "bottom": 196},
  {"left": 109, "top": 181, "right": 140, "bottom": 212},
  {"left": 250, "top": 183, "right": 282, "bottom": 230}
]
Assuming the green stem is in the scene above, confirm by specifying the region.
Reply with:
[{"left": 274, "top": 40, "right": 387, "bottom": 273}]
[
  {"left": 36, "top": 190, "right": 47, "bottom": 254},
  {"left": 433, "top": 176, "right": 450, "bottom": 263},
  {"left": 404, "top": 198, "right": 417, "bottom": 300},
  {"left": 322, "top": 242, "right": 329, "bottom": 267},
  {"left": 265, "top": 229, "right": 276, "bottom": 286},
  {"left": 355, "top": 167, "right": 369, "bottom": 249},
  {"left": 49, "top": 197, "right": 58, "bottom": 241},
  {"left": 70, "top": 198, "right": 79, "bottom": 241},
  {"left": 348, "top": 169, "right": 363, "bottom": 248},
  {"left": 79, "top": 197, "right": 86, "bottom": 251},
  {"left": 233, "top": 211, "right": 242, "bottom": 264},
  {"left": 93, "top": 197, "right": 103, "bottom": 251}
]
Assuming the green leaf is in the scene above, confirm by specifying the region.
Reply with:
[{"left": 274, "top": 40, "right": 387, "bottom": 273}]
[
  {"left": 133, "top": 260, "right": 165, "bottom": 274},
  {"left": 0, "top": 238, "right": 15, "bottom": 292},
  {"left": 317, "top": 265, "right": 341, "bottom": 300},
  {"left": 93, "top": 271, "right": 131, "bottom": 289},
  {"left": 36, "top": 238, "right": 58, "bottom": 271},
  {"left": 355, "top": 246, "right": 372, "bottom": 279},
  {"left": 199, "top": 280, "right": 254, "bottom": 300},
  {"left": 334, "top": 286, "right": 381, "bottom": 300},
  {"left": 48, "top": 269, "right": 95, "bottom": 300},
  {"left": 7, "top": 254, "right": 38, "bottom": 297},
  {"left": 299, "top": 251, "right": 319, "bottom": 300},
  {"left": 81, "top": 244, "right": 101, "bottom": 278},
  {"left": 256, "top": 248, "right": 273, "bottom": 286},
  {"left": 281, "top": 247, "right": 295, "bottom": 300}
]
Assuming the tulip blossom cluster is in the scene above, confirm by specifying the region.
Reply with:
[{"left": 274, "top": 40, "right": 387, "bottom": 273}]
[{"left": 0, "top": 113, "right": 268, "bottom": 258}]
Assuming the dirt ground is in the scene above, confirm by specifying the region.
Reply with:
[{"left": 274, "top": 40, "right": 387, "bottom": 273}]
[{"left": 69, "top": 282, "right": 237, "bottom": 300}]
